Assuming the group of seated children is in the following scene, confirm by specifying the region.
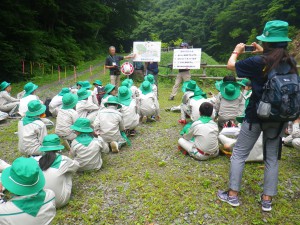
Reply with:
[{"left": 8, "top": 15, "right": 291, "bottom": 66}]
[{"left": 0, "top": 74, "right": 160, "bottom": 224}]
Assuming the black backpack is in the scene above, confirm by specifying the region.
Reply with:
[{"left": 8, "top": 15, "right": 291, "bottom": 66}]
[{"left": 257, "top": 64, "right": 300, "bottom": 122}]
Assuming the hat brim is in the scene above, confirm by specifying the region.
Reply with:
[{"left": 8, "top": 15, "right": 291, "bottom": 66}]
[
  {"left": 40, "top": 144, "right": 65, "bottom": 152},
  {"left": 105, "top": 86, "right": 115, "bottom": 95},
  {"left": 1, "top": 166, "right": 45, "bottom": 196},
  {"left": 220, "top": 82, "right": 241, "bottom": 101},
  {"left": 24, "top": 85, "right": 39, "bottom": 97},
  {"left": 83, "top": 85, "right": 92, "bottom": 90},
  {"left": 256, "top": 35, "right": 291, "bottom": 42},
  {"left": 70, "top": 125, "right": 93, "bottom": 133},
  {"left": 26, "top": 104, "right": 46, "bottom": 117},
  {"left": 104, "top": 101, "right": 122, "bottom": 109},
  {"left": 93, "top": 82, "right": 102, "bottom": 86},
  {"left": 78, "top": 91, "right": 91, "bottom": 101}
]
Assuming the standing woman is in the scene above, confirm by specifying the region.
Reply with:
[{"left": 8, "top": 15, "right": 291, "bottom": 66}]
[
  {"left": 217, "top": 20, "right": 298, "bottom": 211},
  {"left": 38, "top": 134, "right": 79, "bottom": 208}
]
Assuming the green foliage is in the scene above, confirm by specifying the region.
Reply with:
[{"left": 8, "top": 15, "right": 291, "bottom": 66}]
[{"left": 0, "top": 0, "right": 144, "bottom": 81}]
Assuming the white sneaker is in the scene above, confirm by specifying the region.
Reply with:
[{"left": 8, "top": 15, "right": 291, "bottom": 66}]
[{"left": 110, "top": 141, "right": 119, "bottom": 153}]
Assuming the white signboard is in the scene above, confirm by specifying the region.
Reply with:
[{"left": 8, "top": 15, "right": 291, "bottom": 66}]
[
  {"left": 173, "top": 48, "right": 202, "bottom": 69},
  {"left": 133, "top": 42, "right": 161, "bottom": 62}
]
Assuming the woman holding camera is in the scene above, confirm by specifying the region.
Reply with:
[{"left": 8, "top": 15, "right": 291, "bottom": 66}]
[{"left": 217, "top": 20, "right": 298, "bottom": 212}]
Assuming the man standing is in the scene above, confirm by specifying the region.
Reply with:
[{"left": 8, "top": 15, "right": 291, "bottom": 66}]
[
  {"left": 169, "top": 43, "right": 191, "bottom": 100},
  {"left": 105, "top": 46, "right": 135, "bottom": 87}
]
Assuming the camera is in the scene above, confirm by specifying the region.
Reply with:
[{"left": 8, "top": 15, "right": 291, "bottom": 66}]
[{"left": 244, "top": 45, "right": 255, "bottom": 52}]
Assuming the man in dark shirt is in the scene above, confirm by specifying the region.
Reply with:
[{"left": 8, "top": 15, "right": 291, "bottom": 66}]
[
  {"left": 105, "top": 46, "right": 135, "bottom": 87},
  {"left": 169, "top": 43, "right": 191, "bottom": 100}
]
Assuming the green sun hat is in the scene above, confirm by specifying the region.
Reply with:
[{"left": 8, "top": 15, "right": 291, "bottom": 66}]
[
  {"left": 256, "top": 20, "right": 292, "bottom": 43},
  {"left": 215, "top": 80, "right": 223, "bottom": 91},
  {"left": 71, "top": 118, "right": 93, "bottom": 133},
  {"left": 220, "top": 82, "right": 241, "bottom": 101},
  {"left": 40, "top": 134, "right": 64, "bottom": 152},
  {"left": 62, "top": 93, "right": 78, "bottom": 110},
  {"left": 140, "top": 81, "right": 153, "bottom": 95},
  {"left": 1, "top": 157, "right": 45, "bottom": 196},
  {"left": 121, "top": 80, "right": 130, "bottom": 88},
  {"left": 77, "top": 88, "right": 91, "bottom": 100},
  {"left": 23, "top": 82, "right": 39, "bottom": 97},
  {"left": 58, "top": 87, "right": 70, "bottom": 96},
  {"left": 82, "top": 81, "right": 92, "bottom": 90},
  {"left": 238, "top": 78, "right": 251, "bottom": 87},
  {"left": 128, "top": 79, "right": 134, "bottom": 86},
  {"left": 93, "top": 80, "right": 102, "bottom": 86},
  {"left": 104, "top": 96, "right": 122, "bottom": 109},
  {"left": 26, "top": 100, "right": 46, "bottom": 117},
  {"left": 103, "top": 84, "right": 116, "bottom": 98},
  {"left": 0, "top": 81, "right": 11, "bottom": 91},
  {"left": 144, "top": 74, "right": 155, "bottom": 84},
  {"left": 76, "top": 81, "right": 83, "bottom": 87},
  {"left": 118, "top": 86, "right": 132, "bottom": 106},
  {"left": 182, "top": 80, "right": 197, "bottom": 93}
]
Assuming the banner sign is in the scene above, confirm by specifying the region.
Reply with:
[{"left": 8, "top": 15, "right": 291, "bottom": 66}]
[
  {"left": 133, "top": 42, "right": 161, "bottom": 62},
  {"left": 173, "top": 48, "right": 202, "bottom": 69}
]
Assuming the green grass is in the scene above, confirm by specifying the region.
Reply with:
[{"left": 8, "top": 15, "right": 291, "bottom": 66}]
[{"left": 1, "top": 52, "right": 300, "bottom": 224}]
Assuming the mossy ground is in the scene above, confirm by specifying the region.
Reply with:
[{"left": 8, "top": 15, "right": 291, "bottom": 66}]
[{"left": 0, "top": 55, "right": 299, "bottom": 225}]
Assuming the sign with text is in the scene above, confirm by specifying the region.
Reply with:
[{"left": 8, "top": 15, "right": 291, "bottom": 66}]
[
  {"left": 133, "top": 42, "right": 161, "bottom": 62},
  {"left": 173, "top": 48, "right": 202, "bottom": 69}
]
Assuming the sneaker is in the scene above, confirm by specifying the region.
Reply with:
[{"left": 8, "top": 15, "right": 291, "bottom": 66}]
[
  {"left": 130, "top": 130, "right": 136, "bottom": 136},
  {"left": 169, "top": 96, "right": 174, "bottom": 101},
  {"left": 261, "top": 195, "right": 272, "bottom": 212},
  {"left": 141, "top": 116, "right": 147, "bottom": 123},
  {"left": 217, "top": 190, "right": 240, "bottom": 207},
  {"left": 110, "top": 141, "right": 119, "bottom": 153}
]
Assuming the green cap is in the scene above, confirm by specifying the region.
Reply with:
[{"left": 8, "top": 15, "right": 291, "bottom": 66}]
[
  {"left": 93, "top": 80, "right": 102, "bottom": 86},
  {"left": 71, "top": 118, "right": 93, "bottom": 133},
  {"left": 40, "top": 134, "right": 64, "bottom": 152},
  {"left": 103, "top": 84, "right": 116, "bottom": 98},
  {"left": 62, "top": 93, "right": 78, "bottom": 110},
  {"left": 220, "top": 82, "right": 241, "bottom": 101},
  {"left": 238, "top": 78, "right": 251, "bottom": 87},
  {"left": 58, "top": 87, "right": 70, "bottom": 96},
  {"left": 256, "top": 20, "right": 292, "bottom": 43},
  {"left": 140, "top": 81, "right": 152, "bottom": 95},
  {"left": 77, "top": 88, "right": 91, "bottom": 100},
  {"left": 144, "top": 74, "right": 155, "bottom": 84},
  {"left": 118, "top": 86, "right": 132, "bottom": 106},
  {"left": 1, "top": 157, "right": 45, "bottom": 195},
  {"left": 0, "top": 81, "right": 11, "bottom": 91},
  {"left": 82, "top": 81, "right": 92, "bottom": 90},
  {"left": 24, "top": 82, "right": 38, "bottom": 97},
  {"left": 104, "top": 96, "right": 122, "bottom": 109},
  {"left": 26, "top": 100, "right": 46, "bottom": 117}
]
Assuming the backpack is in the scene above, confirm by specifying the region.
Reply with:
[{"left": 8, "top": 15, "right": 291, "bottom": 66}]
[
  {"left": 44, "top": 98, "right": 52, "bottom": 117},
  {"left": 257, "top": 63, "right": 300, "bottom": 122}
]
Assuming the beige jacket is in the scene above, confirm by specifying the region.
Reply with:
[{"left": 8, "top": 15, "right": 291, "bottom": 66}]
[
  {"left": 36, "top": 155, "right": 79, "bottom": 208},
  {"left": 49, "top": 95, "right": 63, "bottom": 116},
  {"left": 55, "top": 108, "right": 78, "bottom": 140},
  {"left": 120, "top": 100, "right": 139, "bottom": 130},
  {"left": 0, "top": 91, "right": 19, "bottom": 107},
  {"left": 94, "top": 106, "right": 125, "bottom": 143},
  {"left": 76, "top": 99, "right": 99, "bottom": 118},
  {"left": 183, "top": 120, "right": 219, "bottom": 154},
  {"left": 70, "top": 137, "right": 109, "bottom": 171},
  {"left": 19, "top": 95, "right": 41, "bottom": 117},
  {"left": 0, "top": 189, "right": 56, "bottom": 225},
  {"left": 137, "top": 92, "right": 159, "bottom": 117},
  {"left": 18, "top": 120, "right": 47, "bottom": 156}
]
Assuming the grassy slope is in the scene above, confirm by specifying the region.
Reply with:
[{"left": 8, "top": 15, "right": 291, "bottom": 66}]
[{"left": 0, "top": 53, "right": 300, "bottom": 225}]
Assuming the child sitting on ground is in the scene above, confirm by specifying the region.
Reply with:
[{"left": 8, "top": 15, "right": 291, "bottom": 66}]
[
  {"left": 94, "top": 96, "right": 127, "bottom": 153},
  {"left": 55, "top": 93, "right": 79, "bottom": 142},
  {"left": 49, "top": 87, "right": 70, "bottom": 117},
  {"left": 118, "top": 86, "right": 139, "bottom": 136},
  {"left": 178, "top": 102, "right": 219, "bottom": 161},
  {"left": 0, "top": 81, "right": 20, "bottom": 117},
  {"left": 18, "top": 82, "right": 42, "bottom": 117},
  {"left": 93, "top": 80, "right": 105, "bottom": 105},
  {"left": 100, "top": 84, "right": 117, "bottom": 109},
  {"left": 215, "top": 76, "right": 244, "bottom": 129},
  {"left": 283, "top": 117, "right": 300, "bottom": 150},
  {"left": 76, "top": 88, "right": 99, "bottom": 123},
  {"left": 70, "top": 118, "right": 109, "bottom": 171},
  {"left": 144, "top": 74, "right": 158, "bottom": 98},
  {"left": 81, "top": 80, "right": 99, "bottom": 106},
  {"left": 38, "top": 134, "right": 79, "bottom": 208},
  {"left": 137, "top": 81, "right": 160, "bottom": 123},
  {"left": 121, "top": 79, "right": 139, "bottom": 99},
  {"left": 18, "top": 100, "right": 47, "bottom": 156}
]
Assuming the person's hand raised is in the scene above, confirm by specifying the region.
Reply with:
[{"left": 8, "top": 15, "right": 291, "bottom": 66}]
[{"left": 251, "top": 42, "right": 263, "bottom": 54}]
